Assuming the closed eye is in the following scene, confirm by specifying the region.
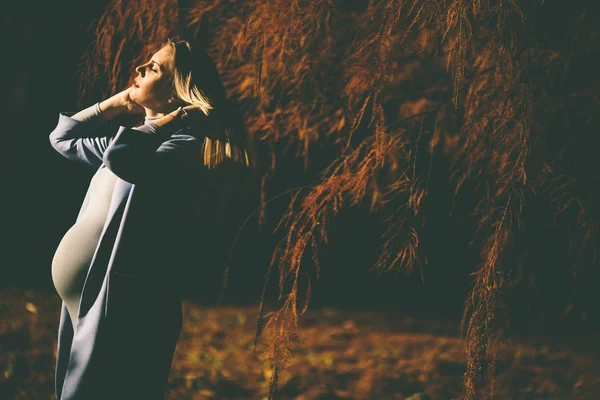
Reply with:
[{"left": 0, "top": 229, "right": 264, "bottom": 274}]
[{"left": 150, "top": 61, "right": 160, "bottom": 73}]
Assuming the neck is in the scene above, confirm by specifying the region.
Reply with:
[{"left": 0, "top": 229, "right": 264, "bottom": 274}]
[
  {"left": 143, "top": 107, "right": 168, "bottom": 119},
  {"left": 144, "top": 103, "right": 181, "bottom": 118},
  {"left": 144, "top": 114, "right": 162, "bottom": 122}
]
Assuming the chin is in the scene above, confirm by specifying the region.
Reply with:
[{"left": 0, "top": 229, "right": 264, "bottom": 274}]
[{"left": 130, "top": 92, "right": 144, "bottom": 105}]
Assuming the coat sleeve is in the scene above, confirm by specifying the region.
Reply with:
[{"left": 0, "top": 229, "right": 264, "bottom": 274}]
[
  {"left": 49, "top": 112, "right": 114, "bottom": 168},
  {"left": 102, "top": 123, "right": 205, "bottom": 185}
]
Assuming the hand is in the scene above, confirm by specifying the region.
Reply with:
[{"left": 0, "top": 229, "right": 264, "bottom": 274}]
[
  {"left": 116, "top": 86, "right": 145, "bottom": 115},
  {"left": 180, "top": 105, "right": 214, "bottom": 132},
  {"left": 181, "top": 104, "right": 205, "bottom": 117},
  {"left": 99, "top": 86, "right": 144, "bottom": 120}
]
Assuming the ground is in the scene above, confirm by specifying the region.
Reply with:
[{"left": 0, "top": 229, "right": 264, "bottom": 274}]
[{"left": 1, "top": 288, "right": 598, "bottom": 399}]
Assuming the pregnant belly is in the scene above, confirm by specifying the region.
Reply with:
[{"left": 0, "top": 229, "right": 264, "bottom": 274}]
[
  {"left": 51, "top": 167, "right": 118, "bottom": 325},
  {"left": 51, "top": 220, "right": 104, "bottom": 307}
]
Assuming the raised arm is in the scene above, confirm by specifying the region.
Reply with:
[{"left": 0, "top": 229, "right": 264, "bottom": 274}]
[
  {"left": 103, "top": 106, "right": 206, "bottom": 185},
  {"left": 48, "top": 89, "right": 142, "bottom": 168},
  {"left": 49, "top": 104, "right": 114, "bottom": 168}
]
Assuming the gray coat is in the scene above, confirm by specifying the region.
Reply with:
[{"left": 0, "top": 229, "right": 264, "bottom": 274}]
[{"left": 49, "top": 113, "right": 205, "bottom": 399}]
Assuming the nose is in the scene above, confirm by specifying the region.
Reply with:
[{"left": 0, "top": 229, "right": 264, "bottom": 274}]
[{"left": 135, "top": 62, "right": 148, "bottom": 75}]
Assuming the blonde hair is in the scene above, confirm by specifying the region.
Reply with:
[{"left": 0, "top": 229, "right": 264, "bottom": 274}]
[{"left": 165, "top": 38, "right": 253, "bottom": 169}]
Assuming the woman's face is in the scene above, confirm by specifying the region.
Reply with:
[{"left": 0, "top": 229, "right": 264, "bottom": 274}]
[{"left": 130, "top": 45, "right": 174, "bottom": 111}]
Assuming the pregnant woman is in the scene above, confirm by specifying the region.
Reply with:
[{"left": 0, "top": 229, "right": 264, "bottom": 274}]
[{"left": 49, "top": 38, "right": 252, "bottom": 399}]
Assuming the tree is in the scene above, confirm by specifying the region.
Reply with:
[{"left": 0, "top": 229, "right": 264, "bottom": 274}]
[{"left": 78, "top": 1, "right": 600, "bottom": 398}]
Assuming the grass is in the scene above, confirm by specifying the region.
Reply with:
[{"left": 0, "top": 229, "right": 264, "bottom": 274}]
[{"left": 1, "top": 287, "right": 598, "bottom": 399}]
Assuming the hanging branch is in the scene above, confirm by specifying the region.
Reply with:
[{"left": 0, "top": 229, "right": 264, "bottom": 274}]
[{"left": 77, "top": 1, "right": 600, "bottom": 398}]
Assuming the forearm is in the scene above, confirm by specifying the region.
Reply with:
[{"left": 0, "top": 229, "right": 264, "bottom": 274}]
[
  {"left": 68, "top": 95, "right": 127, "bottom": 123},
  {"left": 71, "top": 102, "right": 106, "bottom": 122},
  {"left": 102, "top": 122, "right": 202, "bottom": 184}
]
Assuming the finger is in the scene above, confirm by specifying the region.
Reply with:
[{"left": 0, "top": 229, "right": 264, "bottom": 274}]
[{"left": 183, "top": 104, "right": 203, "bottom": 111}]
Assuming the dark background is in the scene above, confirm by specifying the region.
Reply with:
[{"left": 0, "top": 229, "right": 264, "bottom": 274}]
[{"left": 1, "top": 1, "right": 596, "bottom": 335}]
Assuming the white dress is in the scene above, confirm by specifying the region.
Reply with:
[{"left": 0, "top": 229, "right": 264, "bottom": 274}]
[{"left": 51, "top": 166, "right": 118, "bottom": 329}]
